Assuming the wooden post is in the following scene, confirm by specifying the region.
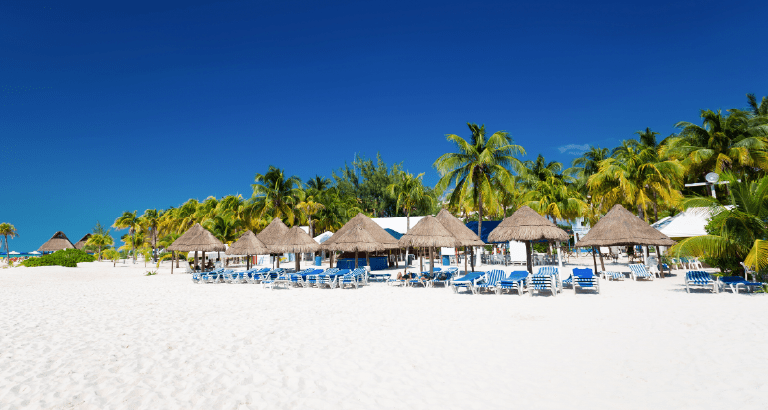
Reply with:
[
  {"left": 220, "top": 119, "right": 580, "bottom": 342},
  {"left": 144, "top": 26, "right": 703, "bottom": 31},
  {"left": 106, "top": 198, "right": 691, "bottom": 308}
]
[
  {"left": 597, "top": 248, "right": 605, "bottom": 271},
  {"left": 202, "top": 251, "right": 206, "bottom": 271},
  {"left": 525, "top": 241, "right": 532, "bottom": 274},
  {"left": 295, "top": 252, "right": 301, "bottom": 273},
  {"left": 246, "top": 253, "right": 250, "bottom": 270},
  {"left": 591, "top": 246, "right": 599, "bottom": 274},
  {"left": 366, "top": 251, "right": 370, "bottom": 268},
  {"left": 194, "top": 251, "right": 198, "bottom": 271},
  {"left": 419, "top": 247, "right": 423, "bottom": 273},
  {"left": 171, "top": 251, "right": 174, "bottom": 274},
  {"left": 429, "top": 246, "right": 434, "bottom": 277},
  {"left": 355, "top": 249, "right": 358, "bottom": 268}
]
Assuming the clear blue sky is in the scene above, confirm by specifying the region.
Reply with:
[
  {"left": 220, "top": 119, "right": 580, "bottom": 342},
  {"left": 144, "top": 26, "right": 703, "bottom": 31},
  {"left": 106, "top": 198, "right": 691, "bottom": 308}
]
[{"left": 1, "top": 0, "right": 766, "bottom": 251}]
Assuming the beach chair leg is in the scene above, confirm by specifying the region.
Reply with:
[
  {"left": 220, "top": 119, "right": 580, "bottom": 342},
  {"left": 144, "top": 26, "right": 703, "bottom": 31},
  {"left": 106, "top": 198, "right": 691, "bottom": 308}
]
[{"left": 685, "top": 283, "right": 690, "bottom": 293}]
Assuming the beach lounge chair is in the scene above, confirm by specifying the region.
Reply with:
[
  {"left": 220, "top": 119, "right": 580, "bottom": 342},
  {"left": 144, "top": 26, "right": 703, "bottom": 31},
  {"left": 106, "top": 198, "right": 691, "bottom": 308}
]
[
  {"left": 338, "top": 268, "right": 366, "bottom": 289},
  {"left": 263, "top": 270, "right": 292, "bottom": 290},
  {"left": 387, "top": 271, "right": 415, "bottom": 287},
  {"left": 245, "top": 268, "right": 270, "bottom": 284},
  {"left": 409, "top": 267, "right": 441, "bottom": 287},
  {"left": 192, "top": 271, "right": 203, "bottom": 283},
  {"left": 601, "top": 271, "right": 625, "bottom": 281},
  {"left": 201, "top": 268, "right": 225, "bottom": 283},
  {"left": 450, "top": 272, "right": 484, "bottom": 294},
  {"left": 628, "top": 264, "right": 654, "bottom": 281},
  {"left": 527, "top": 266, "right": 559, "bottom": 297},
  {"left": 718, "top": 276, "right": 764, "bottom": 294},
  {"left": 428, "top": 267, "right": 457, "bottom": 288},
  {"left": 496, "top": 271, "right": 528, "bottom": 295},
  {"left": 472, "top": 269, "right": 506, "bottom": 294},
  {"left": 572, "top": 267, "right": 600, "bottom": 294},
  {"left": 684, "top": 271, "right": 719, "bottom": 293},
  {"left": 320, "top": 269, "right": 348, "bottom": 289}
]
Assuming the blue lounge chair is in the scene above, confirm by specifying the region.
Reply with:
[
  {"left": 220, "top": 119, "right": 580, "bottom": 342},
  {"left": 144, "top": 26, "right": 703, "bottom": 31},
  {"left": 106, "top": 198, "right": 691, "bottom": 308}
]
[
  {"left": 718, "top": 276, "right": 764, "bottom": 294},
  {"left": 684, "top": 271, "right": 718, "bottom": 293},
  {"left": 246, "top": 268, "right": 270, "bottom": 284},
  {"left": 262, "top": 269, "right": 291, "bottom": 290},
  {"left": 428, "top": 267, "right": 457, "bottom": 288},
  {"left": 450, "top": 272, "right": 484, "bottom": 294},
  {"left": 201, "top": 268, "right": 225, "bottom": 283},
  {"left": 339, "top": 268, "right": 366, "bottom": 289},
  {"left": 472, "top": 269, "right": 506, "bottom": 294},
  {"left": 628, "top": 264, "right": 654, "bottom": 281},
  {"left": 572, "top": 268, "right": 600, "bottom": 294},
  {"left": 601, "top": 271, "right": 624, "bottom": 281},
  {"left": 496, "top": 271, "right": 528, "bottom": 295},
  {"left": 527, "top": 267, "right": 559, "bottom": 297}
]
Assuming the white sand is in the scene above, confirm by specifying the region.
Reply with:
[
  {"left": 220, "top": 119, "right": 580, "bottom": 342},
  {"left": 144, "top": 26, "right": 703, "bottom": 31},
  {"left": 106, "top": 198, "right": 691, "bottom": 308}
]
[{"left": 1, "top": 259, "right": 766, "bottom": 409}]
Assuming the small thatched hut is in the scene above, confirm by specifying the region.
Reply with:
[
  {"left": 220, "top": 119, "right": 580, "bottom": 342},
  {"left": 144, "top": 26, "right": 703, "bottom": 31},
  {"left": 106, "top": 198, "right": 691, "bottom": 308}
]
[
  {"left": 323, "top": 224, "right": 386, "bottom": 268},
  {"left": 257, "top": 218, "right": 290, "bottom": 268},
  {"left": 488, "top": 206, "right": 569, "bottom": 273},
  {"left": 398, "top": 216, "right": 460, "bottom": 275},
  {"left": 575, "top": 204, "right": 676, "bottom": 275},
  {"left": 272, "top": 226, "right": 320, "bottom": 272},
  {"left": 435, "top": 209, "right": 484, "bottom": 273},
  {"left": 323, "top": 213, "right": 399, "bottom": 268},
  {"left": 38, "top": 231, "right": 75, "bottom": 253},
  {"left": 226, "top": 230, "right": 269, "bottom": 270},
  {"left": 167, "top": 223, "right": 226, "bottom": 273},
  {"left": 74, "top": 234, "right": 92, "bottom": 251}
]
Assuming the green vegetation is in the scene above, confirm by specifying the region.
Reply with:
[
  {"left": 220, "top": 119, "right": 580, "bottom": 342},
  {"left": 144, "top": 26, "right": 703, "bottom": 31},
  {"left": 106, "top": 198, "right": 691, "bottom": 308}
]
[
  {"left": 0, "top": 222, "right": 18, "bottom": 261},
  {"left": 22, "top": 249, "right": 96, "bottom": 268}
]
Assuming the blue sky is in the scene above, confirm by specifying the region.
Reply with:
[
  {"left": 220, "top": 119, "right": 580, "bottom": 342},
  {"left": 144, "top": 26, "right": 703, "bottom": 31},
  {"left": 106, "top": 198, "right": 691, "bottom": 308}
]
[{"left": 1, "top": 0, "right": 766, "bottom": 251}]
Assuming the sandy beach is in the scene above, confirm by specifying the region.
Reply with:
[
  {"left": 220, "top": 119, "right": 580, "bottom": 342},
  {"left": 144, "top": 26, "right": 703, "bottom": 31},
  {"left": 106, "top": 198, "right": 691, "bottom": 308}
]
[{"left": 1, "top": 260, "right": 766, "bottom": 410}]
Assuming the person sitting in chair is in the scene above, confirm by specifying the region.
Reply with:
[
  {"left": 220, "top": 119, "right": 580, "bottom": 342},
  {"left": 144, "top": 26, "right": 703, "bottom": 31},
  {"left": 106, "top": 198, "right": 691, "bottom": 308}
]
[{"left": 396, "top": 271, "right": 413, "bottom": 281}]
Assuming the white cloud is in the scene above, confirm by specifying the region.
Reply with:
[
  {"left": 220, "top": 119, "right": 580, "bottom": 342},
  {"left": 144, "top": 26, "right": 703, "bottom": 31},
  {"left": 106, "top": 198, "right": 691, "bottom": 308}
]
[{"left": 557, "top": 144, "right": 590, "bottom": 155}]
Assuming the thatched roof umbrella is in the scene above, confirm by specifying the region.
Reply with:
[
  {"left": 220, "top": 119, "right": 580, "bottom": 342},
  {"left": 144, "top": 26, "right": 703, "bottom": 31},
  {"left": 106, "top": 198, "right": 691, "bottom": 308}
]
[
  {"left": 38, "top": 231, "right": 75, "bottom": 253},
  {"left": 398, "top": 216, "right": 460, "bottom": 276},
  {"left": 226, "top": 230, "right": 269, "bottom": 270},
  {"left": 272, "top": 226, "right": 320, "bottom": 273},
  {"left": 74, "top": 234, "right": 91, "bottom": 251},
  {"left": 322, "top": 224, "right": 387, "bottom": 268},
  {"left": 435, "top": 209, "right": 484, "bottom": 274},
  {"left": 575, "top": 204, "right": 676, "bottom": 275},
  {"left": 167, "top": 223, "right": 226, "bottom": 273},
  {"left": 488, "top": 206, "right": 569, "bottom": 273},
  {"left": 323, "top": 213, "right": 399, "bottom": 269},
  {"left": 257, "top": 217, "right": 290, "bottom": 268}
]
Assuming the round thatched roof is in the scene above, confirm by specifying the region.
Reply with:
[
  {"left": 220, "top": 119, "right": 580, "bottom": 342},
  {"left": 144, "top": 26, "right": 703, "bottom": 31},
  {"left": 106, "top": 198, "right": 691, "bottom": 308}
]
[
  {"left": 575, "top": 204, "right": 677, "bottom": 247},
  {"left": 487, "top": 206, "right": 569, "bottom": 242},
  {"left": 398, "top": 215, "right": 461, "bottom": 248},
  {"left": 257, "top": 217, "right": 290, "bottom": 252},
  {"left": 38, "top": 231, "right": 75, "bottom": 252},
  {"left": 167, "top": 223, "right": 226, "bottom": 252},
  {"left": 324, "top": 213, "right": 399, "bottom": 249},
  {"left": 435, "top": 209, "right": 484, "bottom": 246},
  {"left": 322, "top": 224, "right": 387, "bottom": 253},
  {"left": 74, "top": 234, "right": 92, "bottom": 250},
  {"left": 225, "top": 230, "right": 269, "bottom": 255},
  {"left": 272, "top": 226, "right": 320, "bottom": 254}
]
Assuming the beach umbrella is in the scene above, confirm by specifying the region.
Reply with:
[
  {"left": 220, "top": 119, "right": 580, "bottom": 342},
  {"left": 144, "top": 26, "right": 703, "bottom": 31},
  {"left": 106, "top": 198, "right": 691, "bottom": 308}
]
[
  {"left": 37, "top": 231, "right": 75, "bottom": 253},
  {"left": 226, "top": 230, "right": 269, "bottom": 270},
  {"left": 322, "top": 224, "right": 387, "bottom": 268},
  {"left": 435, "top": 209, "right": 484, "bottom": 274},
  {"left": 272, "top": 226, "right": 320, "bottom": 273},
  {"left": 9, "top": 251, "right": 19, "bottom": 255},
  {"left": 324, "top": 213, "right": 399, "bottom": 269},
  {"left": 398, "top": 216, "right": 460, "bottom": 276},
  {"left": 73, "top": 234, "right": 92, "bottom": 250},
  {"left": 488, "top": 206, "right": 569, "bottom": 273},
  {"left": 575, "top": 204, "right": 676, "bottom": 275},
  {"left": 168, "top": 223, "right": 226, "bottom": 274},
  {"left": 257, "top": 217, "right": 291, "bottom": 268}
]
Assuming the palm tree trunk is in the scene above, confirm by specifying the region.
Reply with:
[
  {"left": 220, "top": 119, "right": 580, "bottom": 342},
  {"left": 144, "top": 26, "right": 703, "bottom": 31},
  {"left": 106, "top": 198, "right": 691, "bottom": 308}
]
[
  {"left": 406, "top": 210, "right": 410, "bottom": 231},
  {"left": 131, "top": 230, "right": 136, "bottom": 264},
  {"left": 4, "top": 235, "right": 8, "bottom": 262},
  {"left": 153, "top": 229, "right": 157, "bottom": 263},
  {"left": 98, "top": 246, "right": 102, "bottom": 261},
  {"left": 477, "top": 190, "right": 483, "bottom": 238}
]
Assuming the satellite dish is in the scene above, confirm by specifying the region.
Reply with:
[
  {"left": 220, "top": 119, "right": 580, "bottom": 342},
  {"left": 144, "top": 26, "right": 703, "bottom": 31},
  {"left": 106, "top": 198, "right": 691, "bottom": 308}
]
[{"left": 705, "top": 172, "right": 719, "bottom": 183}]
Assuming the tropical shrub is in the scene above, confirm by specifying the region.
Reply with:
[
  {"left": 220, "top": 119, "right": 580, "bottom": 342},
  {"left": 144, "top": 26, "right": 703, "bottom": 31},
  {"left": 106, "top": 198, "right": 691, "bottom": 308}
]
[{"left": 22, "top": 249, "right": 96, "bottom": 268}]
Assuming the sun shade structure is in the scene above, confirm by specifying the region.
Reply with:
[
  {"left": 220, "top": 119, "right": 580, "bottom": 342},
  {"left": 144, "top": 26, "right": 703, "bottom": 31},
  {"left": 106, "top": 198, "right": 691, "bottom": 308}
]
[
  {"left": 435, "top": 208, "right": 484, "bottom": 274},
  {"left": 488, "top": 206, "right": 569, "bottom": 273},
  {"left": 398, "top": 216, "right": 460, "bottom": 276},
  {"left": 226, "top": 230, "right": 269, "bottom": 270},
  {"left": 37, "top": 231, "right": 75, "bottom": 252},
  {"left": 167, "top": 224, "right": 226, "bottom": 274},
  {"left": 273, "top": 226, "right": 320, "bottom": 272},
  {"left": 322, "top": 224, "right": 385, "bottom": 269},
  {"left": 256, "top": 217, "right": 291, "bottom": 268},
  {"left": 575, "top": 204, "right": 676, "bottom": 276},
  {"left": 73, "top": 234, "right": 92, "bottom": 250},
  {"left": 324, "top": 213, "right": 399, "bottom": 249}
]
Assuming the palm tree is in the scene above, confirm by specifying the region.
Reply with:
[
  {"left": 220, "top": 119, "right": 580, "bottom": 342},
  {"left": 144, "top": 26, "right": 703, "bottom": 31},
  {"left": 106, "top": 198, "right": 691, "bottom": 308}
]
[
  {"left": 296, "top": 194, "right": 326, "bottom": 238},
  {"left": 522, "top": 154, "right": 564, "bottom": 187},
  {"left": 434, "top": 123, "right": 525, "bottom": 237},
  {"left": 113, "top": 211, "right": 140, "bottom": 263},
  {"left": 636, "top": 127, "right": 660, "bottom": 149},
  {"left": 0, "top": 223, "right": 18, "bottom": 262},
  {"left": 86, "top": 232, "right": 114, "bottom": 261},
  {"left": 663, "top": 109, "right": 768, "bottom": 178},
  {"left": 306, "top": 175, "right": 331, "bottom": 192},
  {"left": 139, "top": 209, "right": 160, "bottom": 262},
  {"left": 524, "top": 176, "right": 589, "bottom": 223},
  {"left": 387, "top": 171, "right": 433, "bottom": 230},
  {"left": 747, "top": 93, "right": 768, "bottom": 117},
  {"left": 202, "top": 212, "right": 243, "bottom": 245},
  {"left": 251, "top": 166, "right": 303, "bottom": 225}
]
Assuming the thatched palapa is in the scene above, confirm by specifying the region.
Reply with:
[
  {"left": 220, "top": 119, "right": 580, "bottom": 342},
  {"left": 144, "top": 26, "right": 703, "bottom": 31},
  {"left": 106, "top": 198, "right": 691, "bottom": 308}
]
[
  {"left": 487, "top": 206, "right": 569, "bottom": 243},
  {"left": 38, "top": 231, "right": 75, "bottom": 252},
  {"left": 167, "top": 223, "right": 226, "bottom": 252},
  {"left": 226, "top": 230, "right": 269, "bottom": 255},
  {"left": 435, "top": 209, "right": 484, "bottom": 246},
  {"left": 323, "top": 213, "right": 398, "bottom": 249},
  {"left": 575, "top": 204, "right": 676, "bottom": 247},
  {"left": 74, "top": 234, "right": 92, "bottom": 250},
  {"left": 257, "top": 217, "right": 291, "bottom": 252},
  {"left": 398, "top": 216, "right": 460, "bottom": 248},
  {"left": 273, "top": 227, "right": 320, "bottom": 254},
  {"left": 323, "top": 224, "right": 387, "bottom": 253}
]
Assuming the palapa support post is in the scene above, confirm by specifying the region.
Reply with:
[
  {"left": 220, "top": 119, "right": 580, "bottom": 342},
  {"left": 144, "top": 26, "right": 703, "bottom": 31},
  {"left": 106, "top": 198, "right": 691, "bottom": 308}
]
[
  {"left": 295, "top": 251, "right": 301, "bottom": 273},
  {"left": 598, "top": 248, "right": 605, "bottom": 271},
  {"left": 246, "top": 253, "right": 250, "bottom": 270},
  {"left": 171, "top": 252, "right": 174, "bottom": 275},
  {"left": 419, "top": 247, "right": 423, "bottom": 273},
  {"left": 525, "top": 241, "right": 532, "bottom": 274},
  {"left": 330, "top": 251, "right": 334, "bottom": 269},
  {"left": 464, "top": 247, "right": 468, "bottom": 274},
  {"left": 355, "top": 249, "right": 358, "bottom": 268},
  {"left": 175, "top": 251, "right": 179, "bottom": 268},
  {"left": 591, "top": 246, "right": 599, "bottom": 274},
  {"left": 276, "top": 253, "right": 280, "bottom": 268},
  {"left": 366, "top": 251, "right": 370, "bottom": 268},
  {"left": 194, "top": 251, "right": 198, "bottom": 271},
  {"left": 429, "top": 245, "right": 434, "bottom": 277},
  {"left": 202, "top": 251, "right": 206, "bottom": 272}
]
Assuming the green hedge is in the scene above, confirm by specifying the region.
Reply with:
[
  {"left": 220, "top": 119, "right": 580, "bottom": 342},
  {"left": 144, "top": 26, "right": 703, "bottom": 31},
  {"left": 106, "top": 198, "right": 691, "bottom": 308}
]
[{"left": 22, "top": 249, "right": 96, "bottom": 268}]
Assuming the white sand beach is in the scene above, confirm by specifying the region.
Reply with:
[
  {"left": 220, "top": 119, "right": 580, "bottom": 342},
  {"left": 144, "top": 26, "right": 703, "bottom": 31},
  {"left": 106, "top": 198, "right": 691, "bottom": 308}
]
[{"left": 1, "top": 260, "right": 766, "bottom": 409}]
